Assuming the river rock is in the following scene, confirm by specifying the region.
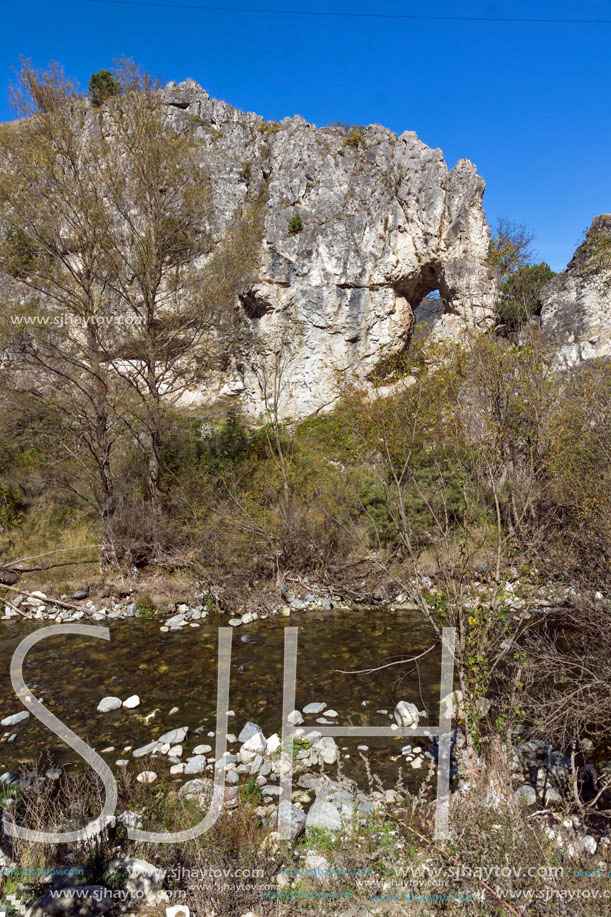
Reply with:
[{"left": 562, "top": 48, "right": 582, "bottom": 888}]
[
  {"left": 315, "top": 778, "right": 374, "bottom": 823},
  {"left": 266, "top": 733, "right": 281, "bottom": 755},
  {"left": 122, "top": 695, "right": 140, "bottom": 709},
  {"left": 184, "top": 755, "right": 207, "bottom": 774},
  {"left": 262, "top": 785, "right": 282, "bottom": 796},
  {"left": 179, "top": 778, "right": 213, "bottom": 806},
  {"left": 303, "top": 702, "right": 327, "bottom": 715},
  {"left": 513, "top": 783, "right": 536, "bottom": 808},
  {"left": 165, "top": 613, "right": 186, "bottom": 628},
  {"left": 132, "top": 726, "right": 189, "bottom": 758},
  {"left": 239, "top": 747, "right": 257, "bottom": 765},
  {"left": 108, "top": 857, "right": 166, "bottom": 902},
  {"left": 0, "top": 711, "right": 29, "bottom": 726},
  {"left": 158, "top": 726, "right": 189, "bottom": 745},
  {"left": 136, "top": 771, "right": 157, "bottom": 784},
  {"left": 193, "top": 744, "right": 212, "bottom": 755},
  {"left": 541, "top": 751, "right": 571, "bottom": 785},
  {"left": 306, "top": 799, "right": 342, "bottom": 832},
  {"left": 516, "top": 738, "right": 552, "bottom": 773},
  {"left": 544, "top": 787, "right": 563, "bottom": 806},
  {"left": 242, "top": 732, "right": 266, "bottom": 754},
  {"left": 311, "top": 736, "right": 338, "bottom": 765},
  {"left": 305, "top": 854, "right": 329, "bottom": 878},
  {"left": 132, "top": 741, "right": 158, "bottom": 759},
  {"left": 394, "top": 701, "right": 419, "bottom": 728},
  {"left": 96, "top": 696, "right": 123, "bottom": 714},
  {"left": 117, "top": 811, "right": 143, "bottom": 829},
  {"left": 440, "top": 690, "right": 463, "bottom": 720},
  {"left": 238, "top": 722, "right": 264, "bottom": 743},
  {"left": 277, "top": 800, "right": 306, "bottom": 841},
  {"left": 582, "top": 835, "right": 597, "bottom": 856}
]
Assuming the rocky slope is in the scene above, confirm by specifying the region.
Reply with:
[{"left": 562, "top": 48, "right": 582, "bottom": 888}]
[
  {"left": 540, "top": 214, "right": 611, "bottom": 366},
  {"left": 161, "top": 80, "right": 497, "bottom": 417}
]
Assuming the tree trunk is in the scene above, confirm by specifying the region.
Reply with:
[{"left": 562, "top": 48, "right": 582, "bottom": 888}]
[{"left": 147, "top": 428, "right": 162, "bottom": 504}]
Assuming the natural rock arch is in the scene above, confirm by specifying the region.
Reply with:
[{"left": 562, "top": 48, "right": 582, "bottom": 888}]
[{"left": 160, "top": 81, "right": 498, "bottom": 418}]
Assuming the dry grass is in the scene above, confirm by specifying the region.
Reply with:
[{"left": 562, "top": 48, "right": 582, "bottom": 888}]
[{"left": 2, "top": 761, "right": 611, "bottom": 917}]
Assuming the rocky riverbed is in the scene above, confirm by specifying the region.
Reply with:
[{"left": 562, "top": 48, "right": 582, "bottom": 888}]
[{"left": 0, "top": 598, "right": 442, "bottom": 789}]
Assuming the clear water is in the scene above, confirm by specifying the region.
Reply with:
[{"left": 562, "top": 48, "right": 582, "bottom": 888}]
[{"left": 0, "top": 608, "right": 442, "bottom": 788}]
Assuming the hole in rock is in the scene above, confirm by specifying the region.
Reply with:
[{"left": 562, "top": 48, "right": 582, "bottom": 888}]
[
  {"left": 393, "top": 263, "right": 450, "bottom": 349},
  {"left": 239, "top": 290, "right": 271, "bottom": 320}
]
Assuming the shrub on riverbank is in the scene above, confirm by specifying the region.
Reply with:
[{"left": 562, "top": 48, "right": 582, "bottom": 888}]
[{"left": 0, "top": 333, "right": 608, "bottom": 593}]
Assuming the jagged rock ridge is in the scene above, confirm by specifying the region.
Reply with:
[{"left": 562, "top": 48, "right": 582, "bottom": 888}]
[
  {"left": 539, "top": 215, "right": 611, "bottom": 367},
  {"left": 161, "top": 80, "right": 497, "bottom": 417}
]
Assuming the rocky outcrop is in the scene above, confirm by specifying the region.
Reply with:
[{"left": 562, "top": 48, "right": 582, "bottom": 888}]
[
  {"left": 161, "top": 81, "right": 497, "bottom": 417},
  {"left": 540, "top": 215, "right": 611, "bottom": 366}
]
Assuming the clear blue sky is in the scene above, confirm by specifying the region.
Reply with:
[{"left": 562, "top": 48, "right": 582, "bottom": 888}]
[{"left": 1, "top": 0, "right": 610, "bottom": 271}]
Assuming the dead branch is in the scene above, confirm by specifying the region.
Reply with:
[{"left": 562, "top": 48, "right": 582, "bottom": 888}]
[
  {"left": 4, "top": 545, "right": 101, "bottom": 568},
  {"left": 336, "top": 643, "right": 437, "bottom": 675}
]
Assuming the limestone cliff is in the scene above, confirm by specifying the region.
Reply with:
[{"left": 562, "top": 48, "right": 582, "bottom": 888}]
[
  {"left": 161, "top": 81, "right": 497, "bottom": 417},
  {"left": 539, "top": 215, "right": 611, "bottom": 367}
]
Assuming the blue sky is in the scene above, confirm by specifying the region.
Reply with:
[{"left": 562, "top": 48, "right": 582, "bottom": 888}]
[{"left": 1, "top": 0, "right": 610, "bottom": 270}]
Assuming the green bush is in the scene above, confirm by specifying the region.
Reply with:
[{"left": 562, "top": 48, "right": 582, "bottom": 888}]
[
  {"left": 496, "top": 261, "right": 555, "bottom": 334},
  {"left": 344, "top": 125, "right": 366, "bottom": 148},
  {"left": 239, "top": 775, "right": 262, "bottom": 803},
  {"left": 88, "top": 70, "right": 121, "bottom": 107},
  {"left": 2, "top": 227, "right": 38, "bottom": 279},
  {"left": 288, "top": 211, "right": 303, "bottom": 234},
  {"left": 258, "top": 120, "right": 280, "bottom": 135},
  {"left": 135, "top": 593, "right": 157, "bottom": 618},
  {"left": 0, "top": 482, "right": 25, "bottom": 529},
  {"left": 582, "top": 224, "right": 611, "bottom": 275}
]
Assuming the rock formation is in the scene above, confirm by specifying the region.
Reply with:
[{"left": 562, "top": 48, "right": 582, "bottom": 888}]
[
  {"left": 161, "top": 81, "right": 497, "bottom": 417},
  {"left": 539, "top": 215, "right": 611, "bottom": 367}
]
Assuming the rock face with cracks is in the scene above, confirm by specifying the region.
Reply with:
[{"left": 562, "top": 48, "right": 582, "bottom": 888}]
[
  {"left": 159, "top": 80, "right": 497, "bottom": 417},
  {"left": 539, "top": 214, "right": 611, "bottom": 367}
]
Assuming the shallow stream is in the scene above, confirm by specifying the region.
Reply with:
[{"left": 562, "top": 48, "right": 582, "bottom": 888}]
[{"left": 0, "top": 607, "right": 442, "bottom": 788}]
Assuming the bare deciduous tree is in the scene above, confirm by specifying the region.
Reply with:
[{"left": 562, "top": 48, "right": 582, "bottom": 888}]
[{"left": 0, "top": 58, "right": 265, "bottom": 562}]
